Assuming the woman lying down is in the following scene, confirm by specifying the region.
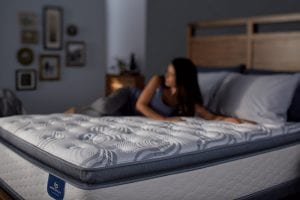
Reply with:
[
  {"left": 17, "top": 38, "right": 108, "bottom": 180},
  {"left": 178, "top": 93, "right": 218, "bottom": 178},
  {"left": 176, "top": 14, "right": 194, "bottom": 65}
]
[{"left": 67, "top": 58, "right": 253, "bottom": 124}]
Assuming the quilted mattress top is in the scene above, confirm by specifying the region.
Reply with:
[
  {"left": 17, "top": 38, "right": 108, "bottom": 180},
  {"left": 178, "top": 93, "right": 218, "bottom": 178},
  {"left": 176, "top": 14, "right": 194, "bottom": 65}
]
[{"left": 0, "top": 114, "right": 299, "bottom": 187}]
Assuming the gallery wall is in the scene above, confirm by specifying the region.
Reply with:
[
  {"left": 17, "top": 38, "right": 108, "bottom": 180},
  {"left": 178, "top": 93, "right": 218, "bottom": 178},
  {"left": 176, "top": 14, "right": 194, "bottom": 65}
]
[
  {"left": 0, "top": 0, "right": 106, "bottom": 114},
  {"left": 1, "top": 0, "right": 300, "bottom": 114},
  {"left": 145, "top": 0, "right": 300, "bottom": 79}
]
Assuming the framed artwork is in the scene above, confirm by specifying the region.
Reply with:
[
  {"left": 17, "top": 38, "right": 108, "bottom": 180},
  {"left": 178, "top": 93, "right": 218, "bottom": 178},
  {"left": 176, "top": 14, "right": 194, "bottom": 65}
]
[
  {"left": 17, "top": 48, "right": 34, "bottom": 66},
  {"left": 43, "top": 6, "right": 63, "bottom": 50},
  {"left": 21, "top": 30, "right": 38, "bottom": 44},
  {"left": 39, "top": 55, "right": 60, "bottom": 80},
  {"left": 15, "top": 69, "right": 37, "bottom": 90},
  {"left": 18, "top": 12, "right": 37, "bottom": 29},
  {"left": 66, "top": 24, "right": 78, "bottom": 36},
  {"left": 66, "top": 41, "right": 86, "bottom": 66}
]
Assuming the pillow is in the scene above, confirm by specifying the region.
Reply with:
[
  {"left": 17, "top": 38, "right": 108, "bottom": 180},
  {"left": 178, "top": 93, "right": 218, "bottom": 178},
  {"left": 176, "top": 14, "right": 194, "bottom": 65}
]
[
  {"left": 244, "top": 69, "right": 300, "bottom": 122},
  {"left": 196, "top": 65, "right": 245, "bottom": 107},
  {"left": 197, "top": 72, "right": 230, "bottom": 107},
  {"left": 243, "top": 69, "right": 294, "bottom": 75},
  {"left": 209, "top": 73, "right": 300, "bottom": 125},
  {"left": 197, "top": 64, "right": 245, "bottom": 73}
]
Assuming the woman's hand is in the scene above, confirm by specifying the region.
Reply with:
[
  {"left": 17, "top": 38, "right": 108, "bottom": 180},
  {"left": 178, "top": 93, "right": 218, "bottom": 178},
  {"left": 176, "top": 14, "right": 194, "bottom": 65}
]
[
  {"left": 222, "top": 117, "right": 257, "bottom": 124},
  {"left": 164, "top": 117, "right": 185, "bottom": 122},
  {"left": 64, "top": 107, "right": 76, "bottom": 114},
  {"left": 222, "top": 117, "right": 242, "bottom": 124},
  {"left": 238, "top": 118, "right": 257, "bottom": 124},
  {"left": 195, "top": 104, "right": 241, "bottom": 124}
]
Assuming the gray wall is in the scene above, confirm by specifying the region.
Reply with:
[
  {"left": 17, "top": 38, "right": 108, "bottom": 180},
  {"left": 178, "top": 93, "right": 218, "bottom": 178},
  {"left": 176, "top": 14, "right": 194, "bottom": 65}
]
[
  {"left": 0, "top": 0, "right": 106, "bottom": 114},
  {"left": 145, "top": 0, "right": 300, "bottom": 79},
  {"left": 106, "top": 0, "right": 146, "bottom": 74},
  {"left": 2, "top": 0, "right": 300, "bottom": 114}
]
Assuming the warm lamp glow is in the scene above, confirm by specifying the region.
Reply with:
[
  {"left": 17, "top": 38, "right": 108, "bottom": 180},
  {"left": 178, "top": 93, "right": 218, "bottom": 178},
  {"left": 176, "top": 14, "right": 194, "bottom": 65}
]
[{"left": 111, "top": 80, "right": 124, "bottom": 90}]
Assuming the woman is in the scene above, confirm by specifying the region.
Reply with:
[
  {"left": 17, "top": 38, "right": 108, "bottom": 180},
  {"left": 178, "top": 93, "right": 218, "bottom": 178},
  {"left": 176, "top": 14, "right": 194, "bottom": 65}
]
[
  {"left": 69, "top": 58, "right": 250, "bottom": 123},
  {"left": 135, "top": 57, "right": 246, "bottom": 123}
]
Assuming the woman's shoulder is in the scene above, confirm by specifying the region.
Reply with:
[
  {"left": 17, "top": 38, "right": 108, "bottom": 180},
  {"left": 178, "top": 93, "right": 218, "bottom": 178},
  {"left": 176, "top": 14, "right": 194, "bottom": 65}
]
[
  {"left": 148, "top": 75, "right": 164, "bottom": 86},
  {"left": 151, "top": 74, "right": 163, "bottom": 81}
]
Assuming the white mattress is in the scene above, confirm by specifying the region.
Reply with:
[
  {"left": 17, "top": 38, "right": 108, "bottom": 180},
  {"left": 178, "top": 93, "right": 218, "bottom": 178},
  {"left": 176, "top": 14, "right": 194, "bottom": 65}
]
[
  {"left": 1, "top": 141, "right": 300, "bottom": 200},
  {"left": 1, "top": 114, "right": 300, "bottom": 199},
  {"left": 1, "top": 114, "right": 300, "bottom": 187}
]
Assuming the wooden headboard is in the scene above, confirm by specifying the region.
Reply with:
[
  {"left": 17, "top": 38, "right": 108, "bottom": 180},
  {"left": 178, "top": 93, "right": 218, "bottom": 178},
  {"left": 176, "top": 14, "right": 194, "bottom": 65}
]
[{"left": 187, "top": 13, "right": 300, "bottom": 71}]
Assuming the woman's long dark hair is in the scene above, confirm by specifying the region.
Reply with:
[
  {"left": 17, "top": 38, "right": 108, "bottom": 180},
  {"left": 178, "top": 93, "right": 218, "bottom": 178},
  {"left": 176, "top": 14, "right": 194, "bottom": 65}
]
[{"left": 171, "top": 58, "right": 203, "bottom": 116}]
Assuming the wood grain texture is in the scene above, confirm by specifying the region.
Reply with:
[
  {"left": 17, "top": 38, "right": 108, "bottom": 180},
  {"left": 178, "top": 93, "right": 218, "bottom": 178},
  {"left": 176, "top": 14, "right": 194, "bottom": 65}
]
[
  {"left": 188, "top": 13, "right": 300, "bottom": 71},
  {"left": 253, "top": 34, "right": 300, "bottom": 71},
  {"left": 189, "top": 36, "right": 247, "bottom": 66}
]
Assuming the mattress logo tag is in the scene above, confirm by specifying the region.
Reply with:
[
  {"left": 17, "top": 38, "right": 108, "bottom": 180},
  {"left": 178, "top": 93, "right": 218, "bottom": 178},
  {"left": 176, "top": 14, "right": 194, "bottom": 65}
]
[{"left": 47, "top": 174, "right": 65, "bottom": 200}]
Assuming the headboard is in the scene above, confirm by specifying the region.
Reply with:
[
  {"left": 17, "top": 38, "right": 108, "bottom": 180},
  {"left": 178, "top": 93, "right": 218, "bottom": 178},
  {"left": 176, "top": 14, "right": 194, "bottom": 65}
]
[{"left": 187, "top": 13, "right": 300, "bottom": 71}]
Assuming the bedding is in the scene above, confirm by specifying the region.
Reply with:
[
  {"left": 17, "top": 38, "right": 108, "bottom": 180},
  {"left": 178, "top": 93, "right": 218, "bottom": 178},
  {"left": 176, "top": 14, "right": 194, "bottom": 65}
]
[
  {"left": 1, "top": 114, "right": 300, "bottom": 188},
  {"left": 197, "top": 71, "right": 229, "bottom": 107},
  {"left": 1, "top": 114, "right": 300, "bottom": 199},
  {"left": 1, "top": 139, "right": 299, "bottom": 200},
  {"left": 197, "top": 64, "right": 245, "bottom": 73},
  {"left": 244, "top": 69, "right": 300, "bottom": 122},
  {"left": 209, "top": 73, "right": 300, "bottom": 125},
  {"left": 197, "top": 65, "right": 244, "bottom": 108}
]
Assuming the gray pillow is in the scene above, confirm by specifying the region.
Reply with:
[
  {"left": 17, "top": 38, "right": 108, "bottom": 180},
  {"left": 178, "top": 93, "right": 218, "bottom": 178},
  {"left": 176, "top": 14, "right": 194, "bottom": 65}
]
[
  {"left": 197, "top": 72, "right": 229, "bottom": 107},
  {"left": 209, "top": 73, "right": 300, "bottom": 125}
]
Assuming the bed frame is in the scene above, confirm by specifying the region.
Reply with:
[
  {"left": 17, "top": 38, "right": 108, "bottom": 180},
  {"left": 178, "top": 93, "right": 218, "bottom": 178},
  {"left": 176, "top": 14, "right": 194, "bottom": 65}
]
[
  {"left": 187, "top": 13, "right": 300, "bottom": 198},
  {"left": 187, "top": 13, "right": 300, "bottom": 71}
]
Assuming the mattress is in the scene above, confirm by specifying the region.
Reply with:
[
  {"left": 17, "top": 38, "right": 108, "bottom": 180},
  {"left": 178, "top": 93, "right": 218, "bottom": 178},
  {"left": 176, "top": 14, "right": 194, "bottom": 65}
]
[
  {"left": 0, "top": 114, "right": 300, "bottom": 199},
  {"left": 1, "top": 139, "right": 300, "bottom": 200}
]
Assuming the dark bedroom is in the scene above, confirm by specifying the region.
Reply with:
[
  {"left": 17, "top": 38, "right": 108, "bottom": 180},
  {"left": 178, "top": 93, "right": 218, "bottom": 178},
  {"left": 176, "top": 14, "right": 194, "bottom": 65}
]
[{"left": 0, "top": 0, "right": 300, "bottom": 199}]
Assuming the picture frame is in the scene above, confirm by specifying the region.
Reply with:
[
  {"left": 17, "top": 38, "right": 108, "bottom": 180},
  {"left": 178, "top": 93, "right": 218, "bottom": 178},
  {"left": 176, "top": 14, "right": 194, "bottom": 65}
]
[
  {"left": 21, "top": 30, "right": 38, "bottom": 44},
  {"left": 17, "top": 47, "right": 34, "bottom": 66},
  {"left": 15, "top": 69, "right": 37, "bottom": 91},
  {"left": 18, "top": 12, "right": 37, "bottom": 29},
  {"left": 66, "top": 41, "right": 86, "bottom": 66},
  {"left": 43, "top": 6, "right": 63, "bottom": 50},
  {"left": 39, "top": 55, "right": 60, "bottom": 80},
  {"left": 66, "top": 24, "right": 78, "bottom": 36}
]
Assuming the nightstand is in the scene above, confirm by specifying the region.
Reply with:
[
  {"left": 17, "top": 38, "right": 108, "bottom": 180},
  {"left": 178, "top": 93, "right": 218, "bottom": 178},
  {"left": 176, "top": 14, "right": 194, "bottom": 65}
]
[{"left": 106, "top": 74, "right": 145, "bottom": 95}]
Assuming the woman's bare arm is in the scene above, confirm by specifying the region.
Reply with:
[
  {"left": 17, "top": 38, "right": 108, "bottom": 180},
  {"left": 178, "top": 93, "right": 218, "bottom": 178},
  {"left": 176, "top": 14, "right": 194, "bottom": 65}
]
[
  {"left": 194, "top": 104, "right": 218, "bottom": 120},
  {"left": 136, "top": 75, "right": 181, "bottom": 121},
  {"left": 195, "top": 104, "right": 255, "bottom": 124}
]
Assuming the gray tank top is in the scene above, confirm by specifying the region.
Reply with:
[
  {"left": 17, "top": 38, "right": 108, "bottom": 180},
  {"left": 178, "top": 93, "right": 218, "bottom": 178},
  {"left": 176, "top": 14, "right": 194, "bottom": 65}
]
[{"left": 129, "top": 87, "right": 176, "bottom": 117}]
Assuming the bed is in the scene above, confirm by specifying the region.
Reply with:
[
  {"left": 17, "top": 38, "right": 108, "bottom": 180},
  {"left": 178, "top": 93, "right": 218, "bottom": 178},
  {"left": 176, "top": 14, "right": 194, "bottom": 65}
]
[{"left": 1, "top": 13, "right": 300, "bottom": 200}]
